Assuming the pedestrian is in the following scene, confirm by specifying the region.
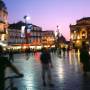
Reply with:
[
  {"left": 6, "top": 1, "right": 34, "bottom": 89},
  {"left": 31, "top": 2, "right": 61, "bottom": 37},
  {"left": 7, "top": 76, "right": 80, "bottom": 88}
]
[
  {"left": 40, "top": 48, "right": 54, "bottom": 86},
  {"left": 0, "top": 45, "right": 23, "bottom": 90},
  {"left": 9, "top": 49, "right": 14, "bottom": 62},
  {"left": 62, "top": 47, "right": 66, "bottom": 57},
  {"left": 80, "top": 42, "right": 90, "bottom": 76},
  {"left": 58, "top": 48, "right": 61, "bottom": 58},
  {"left": 25, "top": 47, "right": 30, "bottom": 60}
]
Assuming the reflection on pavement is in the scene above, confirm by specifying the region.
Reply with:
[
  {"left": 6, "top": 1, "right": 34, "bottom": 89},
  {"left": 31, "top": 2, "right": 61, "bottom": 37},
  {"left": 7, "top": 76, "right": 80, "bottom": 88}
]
[{"left": 5, "top": 50, "right": 90, "bottom": 90}]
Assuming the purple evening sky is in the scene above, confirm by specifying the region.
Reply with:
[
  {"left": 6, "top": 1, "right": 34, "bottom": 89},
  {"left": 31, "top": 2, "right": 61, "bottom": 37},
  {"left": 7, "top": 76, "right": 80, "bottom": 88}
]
[{"left": 4, "top": 0, "right": 90, "bottom": 40}]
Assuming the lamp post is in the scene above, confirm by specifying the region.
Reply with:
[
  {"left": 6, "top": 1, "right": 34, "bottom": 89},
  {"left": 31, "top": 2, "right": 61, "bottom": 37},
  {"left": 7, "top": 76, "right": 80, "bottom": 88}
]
[
  {"left": 23, "top": 15, "right": 31, "bottom": 59},
  {"left": 56, "top": 25, "right": 60, "bottom": 49},
  {"left": 24, "top": 15, "right": 30, "bottom": 45}
]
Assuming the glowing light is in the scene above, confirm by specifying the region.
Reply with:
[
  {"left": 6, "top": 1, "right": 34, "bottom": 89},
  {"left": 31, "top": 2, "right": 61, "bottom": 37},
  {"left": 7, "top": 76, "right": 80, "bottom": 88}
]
[
  {"left": 76, "top": 40, "right": 80, "bottom": 44},
  {"left": 68, "top": 51, "right": 73, "bottom": 65},
  {"left": 0, "top": 42, "right": 7, "bottom": 46},
  {"left": 77, "top": 35, "right": 80, "bottom": 39},
  {"left": 51, "top": 45, "right": 55, "bottom": 47},
  {"left": 21, "top": 26, "right": 25, "bottom": 37},
  {"left": 1, "top": 34, "right": 5, "bottom": 41},
  {"left": 77, "top": 49, "right": 80, "bottom": 63},
  {"left": 24, "top": 15, "right": 31, "bottom": 23}
]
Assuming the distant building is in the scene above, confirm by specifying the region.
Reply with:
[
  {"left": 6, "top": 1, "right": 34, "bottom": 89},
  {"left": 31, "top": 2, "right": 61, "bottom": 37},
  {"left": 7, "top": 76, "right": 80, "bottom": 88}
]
[
  {"left": 58, "top": 34, "right": 66, "bottom": 43},
  {"left": 70, "top": 17, "right": 90, "bottom": 48},
  {"left": 41, "top": 31, "right": 55, "bottom": 48},
  {"left": 0, "top": 0, "right": 8, "bottom": 46},
  {"left": 8, "top": 21, "right": 42, "bottom": 49},
  {"left": 8, "top": 29, "right": 22, "bottom": 45},
  {"left": 8, "top": 21, "right": 55, "bottom": 49},
  {"left": 56, "top": 34, "right": 67, "bottom": 48}
]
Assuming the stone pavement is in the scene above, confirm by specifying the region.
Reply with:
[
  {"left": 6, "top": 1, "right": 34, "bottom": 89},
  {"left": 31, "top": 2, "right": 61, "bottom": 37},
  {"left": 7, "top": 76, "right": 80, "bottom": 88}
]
[{"left": 5, "top": 50, "right": 90, "bottom": 90}]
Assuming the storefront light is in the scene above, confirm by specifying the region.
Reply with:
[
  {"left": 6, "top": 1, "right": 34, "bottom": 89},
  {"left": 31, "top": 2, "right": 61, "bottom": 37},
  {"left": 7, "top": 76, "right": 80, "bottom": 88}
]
[
  {"left": 70, "top": 34, "right": 73, "bottom": 40},
  {"left": 77, "top": 35, "right": 80, "bottom": 39}
]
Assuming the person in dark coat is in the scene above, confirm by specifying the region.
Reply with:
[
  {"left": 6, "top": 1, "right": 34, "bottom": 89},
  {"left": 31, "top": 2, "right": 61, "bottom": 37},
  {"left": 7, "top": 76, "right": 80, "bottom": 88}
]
[
  {"left": 80, "top": 42, "right": 90, "bottom": 76},
  {"left": 40, "top": 48, "right": 54, "bottom": 86},
  {"left": 9, "top": 49, "right": 14, "bottom": 62},
  {"left": 0, "top": 46, "right": 23, "bottom": 90}
]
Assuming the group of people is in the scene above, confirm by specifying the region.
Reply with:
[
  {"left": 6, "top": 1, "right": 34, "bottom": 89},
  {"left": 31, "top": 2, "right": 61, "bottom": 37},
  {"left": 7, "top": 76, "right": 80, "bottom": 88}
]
[
  {"left": 0, "top": 45, "right": 54, "bottom": 89},
  {"left": 0, "top": 41, "right": 90, "bottom": 89}
]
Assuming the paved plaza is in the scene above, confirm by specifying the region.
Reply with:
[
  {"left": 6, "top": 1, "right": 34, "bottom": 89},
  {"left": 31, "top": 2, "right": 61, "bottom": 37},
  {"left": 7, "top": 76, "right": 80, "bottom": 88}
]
[{"left": 5, "top": 50, "right": 90, "bottom": 90}]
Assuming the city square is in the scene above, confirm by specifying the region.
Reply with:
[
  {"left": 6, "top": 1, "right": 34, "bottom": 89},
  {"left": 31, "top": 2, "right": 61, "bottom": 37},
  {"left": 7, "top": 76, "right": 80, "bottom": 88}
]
[
  {"left": 1, "top": 0, "right": 90, "bottom": 90},
  {"left": 5, "top": 50, "right": 90, "bottom": 90}
]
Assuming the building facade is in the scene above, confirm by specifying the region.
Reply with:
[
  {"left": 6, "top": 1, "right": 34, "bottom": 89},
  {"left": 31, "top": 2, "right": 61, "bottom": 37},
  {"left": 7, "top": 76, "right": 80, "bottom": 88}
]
[
  {"left": 8, "top": 21, "right": 55, "bottom": 49},
  {"left": 70, "top": 17, "right": 90, "bottom": 48},
  {"left": 8, "top": 21, "right": 42, "bottom": 49},
  {"left": 0, "top": 0, "right": 8, "bottom": 46},
  {"left": 41, "top": 31, "right": 55, "bottom": 48}
]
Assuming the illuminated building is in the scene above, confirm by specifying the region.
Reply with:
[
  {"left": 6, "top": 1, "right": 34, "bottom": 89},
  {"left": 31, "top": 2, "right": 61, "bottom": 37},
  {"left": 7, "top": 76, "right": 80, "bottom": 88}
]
[
  {"left": 8, "top": 21, "right": 42, "bottom": 49},
  {"left": 8, "top": 21, "right": 55, "bottom": 49},
  {"left": 0, "top": 0, "right": 8, "bottom": 46},
  {"left": 8, "top": 29, "right": 22, "bottom": 45},
  {"left": 58, "top": 34, "right": 67, "bottom": 48},
  {"left": 70, "top": 17, "right": 90, "bottom": 48},
  {"left": 41, "top": 31, "right": 55, "bottom": 48}
]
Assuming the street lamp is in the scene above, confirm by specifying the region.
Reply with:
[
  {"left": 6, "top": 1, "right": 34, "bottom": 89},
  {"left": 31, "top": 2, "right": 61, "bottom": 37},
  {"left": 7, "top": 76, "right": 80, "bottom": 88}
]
[
  {"left": 56, "top": 25, "right": 60, "bottom": 48},
  {"left": 23, "top": 15, "right": 30, "bottom": 45},
  {"left": 23, "top": 15, "right": 31, "bottom": 59},
  {"left": 24, "top": 16, "right": 30, "bottom": 24}
]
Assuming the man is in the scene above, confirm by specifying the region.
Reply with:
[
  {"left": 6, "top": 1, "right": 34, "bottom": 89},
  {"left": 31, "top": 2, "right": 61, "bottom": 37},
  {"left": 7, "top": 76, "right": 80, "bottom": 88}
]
[
  {"left": 80, "top": 42, "right": 90, "bottom": 76},
  {"left": 9, "top": 49, "right": 14, "bottom": 62},
  {"left": 0, "top": 45, "right": 23, "bottom": 90},
  {"left": 40, "top": 48, "right": 54, "bottom": 86}
]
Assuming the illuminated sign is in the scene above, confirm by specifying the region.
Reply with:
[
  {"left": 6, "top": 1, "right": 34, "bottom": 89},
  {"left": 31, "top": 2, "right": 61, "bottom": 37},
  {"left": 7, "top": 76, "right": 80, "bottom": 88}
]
[
  {"left": 21, "top": 26, "right": 25, "bottom": 37},
  {"left": 21, "top": 25, "right": 32, "bottom": 37}
]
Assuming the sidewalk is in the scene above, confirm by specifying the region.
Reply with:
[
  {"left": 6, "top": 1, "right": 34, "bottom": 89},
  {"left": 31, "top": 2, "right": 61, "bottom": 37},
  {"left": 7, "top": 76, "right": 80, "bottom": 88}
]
[{"left": 5, "top": 51, "right": 90, "bottom": 90}]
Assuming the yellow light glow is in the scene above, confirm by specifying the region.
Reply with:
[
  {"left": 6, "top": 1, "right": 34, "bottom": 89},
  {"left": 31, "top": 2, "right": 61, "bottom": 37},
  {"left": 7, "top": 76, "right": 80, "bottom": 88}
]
[
  {"left": 23, "top": 46, "right": 27, "bottom": 49},
  {"left": 51, "top": 45, "right": 55, "bottom": 47},
  {"left": 0, "top": 42, "right": 7, "bottom": 46},
  {"left": 77, "top": 49, "right": 80, "bottom": 64},
  {"left": 1, "top": 34, "right": 5, "bottom": 41},
  {"left": 77, "top": 35, "right": 80, "bottom": 39},
  {"left": 70, "top": 34, "right": 73, "bottom": 39},
  {"left": 68, "top": 51, "right": 73, "bottom": 65},
  {"left": 36, "top": 46, "right": 42, "bottom": 49},
  {"left": 76, "top": 40, "right": 80, "bottom": 44}
]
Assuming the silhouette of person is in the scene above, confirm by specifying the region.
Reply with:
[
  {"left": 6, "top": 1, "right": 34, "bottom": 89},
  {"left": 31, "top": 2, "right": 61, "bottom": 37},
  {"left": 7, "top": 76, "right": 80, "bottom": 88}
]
[
  {"left": 0, "top": 45, "right": 23, "bottom": 90},
  {"left": 25, "top": 47, "right": 30, "bottom": 60},
  {"left": 62, "top": 47, "right": 66, "bottom": 57},
  {"left": 58, "top": 48, "right": 61, "bottom": 58},
  {"left": 40, "top": 48, "right": 54, "bottom": 86},
  {"left": 9, "top": 49, "right": 14, "bottom": 62},
  {"left": 80, "top": 42, "right": 90, "bottom": 76}
]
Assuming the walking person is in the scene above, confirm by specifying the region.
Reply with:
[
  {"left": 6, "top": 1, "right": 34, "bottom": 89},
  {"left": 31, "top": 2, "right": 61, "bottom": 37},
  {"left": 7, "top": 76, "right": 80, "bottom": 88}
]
[
  {"left": 40, "top": 48, "right": 54, "bottom": 86},
  {"left": 58, "top": 48, "right": 61, "bottom": 58},
  {"left": 0, "top": 45, "right": 23, "bottom": 90},
  {"left": 25, "top": 47, "right": 30, "bottom": 60},
  {"left": 80, "top": 42, "right": 90, "bottom": 76},
  {"left": 9, "top": 49, "right": 14, "bottom": 62},
  {"left": 62, "top": 47, "right": 66, "bottom": 58}
]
